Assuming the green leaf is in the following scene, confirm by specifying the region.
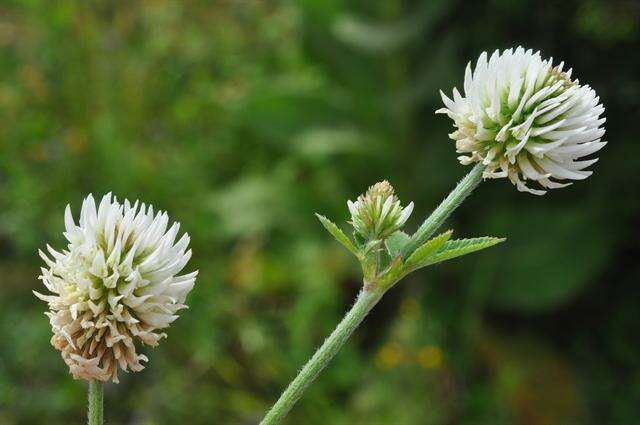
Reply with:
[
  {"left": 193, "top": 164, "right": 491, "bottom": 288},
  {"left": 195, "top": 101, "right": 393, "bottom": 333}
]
[
  {"left": 425, "top": 237, "right": 505, "bottom": 266},
  {"left": 385, "top": 231, "right": 410, "bottom": 258},
  {"left": 315, "top": 214, "right": 359, "bottom": 257},
  {"left": 405, "top": 230, "right": 453, "bottom": 270},
  {"left": 379, "top": 256, "right": 405, "bottom": 289}
]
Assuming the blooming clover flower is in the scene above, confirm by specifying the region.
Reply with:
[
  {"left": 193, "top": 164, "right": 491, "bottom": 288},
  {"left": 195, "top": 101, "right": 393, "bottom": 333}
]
[
  {"left": 35, "top": 194, "right": 197, "bottom": 383},
  {"left": 437, "top": 46, "right": 606, "bottom": 195},
  {"left": 347, "top": 181, "right": 413, "bottom": 240}
]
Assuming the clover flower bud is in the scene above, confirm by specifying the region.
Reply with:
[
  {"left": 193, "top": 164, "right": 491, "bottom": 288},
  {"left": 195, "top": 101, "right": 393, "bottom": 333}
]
[
  {"left": 35, "top": 193, "right": 197, "bottom": 383},
  {"left": 347, "top": 181, "right": 413, "bottom": 240},
  {"left": 437, "top": 46, "right": 606, "bottom": 195}
]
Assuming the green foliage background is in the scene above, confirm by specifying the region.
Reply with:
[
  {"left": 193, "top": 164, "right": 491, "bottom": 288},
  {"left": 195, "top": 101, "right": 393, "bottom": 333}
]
[{"left": 1, "top": 0, "right": 638, "bottom": 424}]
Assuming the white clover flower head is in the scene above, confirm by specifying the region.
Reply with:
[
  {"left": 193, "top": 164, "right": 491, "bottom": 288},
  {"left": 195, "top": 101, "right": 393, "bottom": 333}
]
[
  {"left": 35, "top": 193, "right": 197, "bottom": 383},
  {"left": 347, "top": 181, "right": 413, "bottom": 240},
  {"left": 437, "top": 46, "right": 606, "bottom": 195}
]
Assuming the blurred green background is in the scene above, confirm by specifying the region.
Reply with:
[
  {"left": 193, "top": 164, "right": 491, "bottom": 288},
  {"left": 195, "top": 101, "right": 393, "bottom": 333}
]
[{"left": 1, "top": 0, "right": 639, "bottom": 424}]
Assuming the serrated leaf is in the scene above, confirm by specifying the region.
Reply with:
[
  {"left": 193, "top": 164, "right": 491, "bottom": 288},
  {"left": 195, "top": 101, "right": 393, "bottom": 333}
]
[
  {"left": 385, "top": 231, "right": 410, "bottom": 258},
  {"left": 405, "top": 230, "right": 453, "bottom": 270},
  {"left": 425, "top": 236, "right": 505, "bottom": 266},
  {"left": 315, "top": 214, "right": 359, "bottom": 256}
]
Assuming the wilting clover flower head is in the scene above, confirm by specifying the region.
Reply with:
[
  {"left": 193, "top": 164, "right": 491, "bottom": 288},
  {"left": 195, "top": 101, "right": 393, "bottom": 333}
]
[
  {"left": 35, "top": 194, "right": 197, "bottom": 383},
  {"left": 437, "top": 46, "right": 606, "bottom": 195},
  {"left": 347, "top": 181, "right": 413, "bottom": 240}
]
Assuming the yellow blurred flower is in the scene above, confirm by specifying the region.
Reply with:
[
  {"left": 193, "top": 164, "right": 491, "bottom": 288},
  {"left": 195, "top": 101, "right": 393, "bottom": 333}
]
[
  {"left": 375, "top": 343, "right": 405, "bottom": 370},
  {"left": 417, "top": 345, "right": 443, "bottom": 369}
]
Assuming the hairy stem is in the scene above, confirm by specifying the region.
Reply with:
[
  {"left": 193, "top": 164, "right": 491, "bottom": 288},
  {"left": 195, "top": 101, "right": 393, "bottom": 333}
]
[
  {"left": 87, "top": 380, "right": 103, "bottom": 425},
  {"left": 260, "top": 287, "right": 384, "bottom": 425},
  {"left": 403, "top": 163, "right": 486, "bottom": 256}
]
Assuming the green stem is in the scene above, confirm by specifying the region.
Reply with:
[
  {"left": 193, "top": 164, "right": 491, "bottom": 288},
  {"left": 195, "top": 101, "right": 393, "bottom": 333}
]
[
  {"left": 87, "top": 380, "right": 103, "bottom": 425},
  {"left": 260, "top": 287, "right": 384, "bottom": 425},
  {"left": 402, "top": 163, "right": 486, "bottom": 256}
]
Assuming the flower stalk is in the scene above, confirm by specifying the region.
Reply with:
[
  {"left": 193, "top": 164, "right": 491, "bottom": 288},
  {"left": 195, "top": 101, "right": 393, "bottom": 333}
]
[
  {"left": 402, "top": 162, "right": 485, "bottom": 257},
  {"left": 260, "top": 287, "right": 384, "bottom": 425},
  {"left": 88, "top": 380, "right": 103, "bottom": 425},
  {"left": 261, "top": 167, "right": 503, "bottom": 424}
]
